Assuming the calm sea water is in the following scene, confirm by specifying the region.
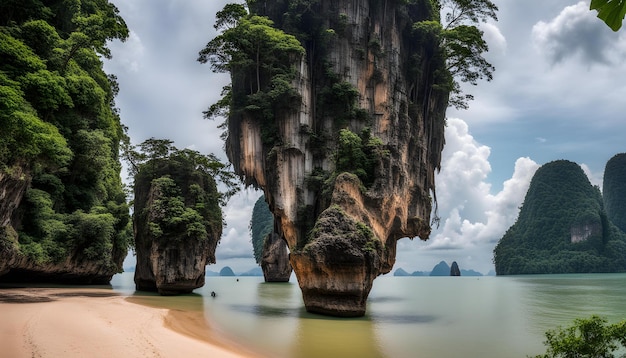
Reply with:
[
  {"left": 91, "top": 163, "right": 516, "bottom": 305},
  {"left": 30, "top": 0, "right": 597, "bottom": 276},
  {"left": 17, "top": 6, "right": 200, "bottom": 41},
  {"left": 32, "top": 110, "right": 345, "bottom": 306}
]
[{"left": 110, "top": 273, "right": 626, "bottom": 358}]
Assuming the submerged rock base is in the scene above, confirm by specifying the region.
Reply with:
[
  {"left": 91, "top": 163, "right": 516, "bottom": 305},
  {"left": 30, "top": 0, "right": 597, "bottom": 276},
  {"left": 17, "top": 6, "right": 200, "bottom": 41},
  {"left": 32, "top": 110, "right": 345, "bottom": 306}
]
[
  {"left": 134, "top": 244, "right": 210, "bottom": 295},
  {"left": 290, "top": 255, "right": 374, "bottom": 317},
  {"left": 290, "top": 205, "right": 383, "bottom": 317}
]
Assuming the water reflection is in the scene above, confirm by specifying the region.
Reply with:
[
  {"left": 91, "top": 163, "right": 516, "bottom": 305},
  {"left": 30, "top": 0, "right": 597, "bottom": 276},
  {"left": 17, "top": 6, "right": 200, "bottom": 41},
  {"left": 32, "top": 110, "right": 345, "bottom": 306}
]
[
  {"left": 292, "top": 313, "right": 384, "bottom": 358},
  {"left": 515, "top": 274, "right": 626, "bottom": 331},
  {"left": 370, "top": 312, "right": 437, "bottom": 324},
  {"left": 109, "top": 273, "right": 626, "bottom": 358},
  {"left": 228, "top": 303, "right": 302, "bottom": 318}
]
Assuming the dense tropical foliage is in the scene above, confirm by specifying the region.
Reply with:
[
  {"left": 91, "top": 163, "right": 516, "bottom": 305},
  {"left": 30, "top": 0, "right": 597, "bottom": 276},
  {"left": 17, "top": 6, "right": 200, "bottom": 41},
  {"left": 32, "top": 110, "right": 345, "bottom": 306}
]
[
  {"left": 494, "top": 160, "right": 626, "bottom": 275},
  {"left": 198, "top": 3, "right": 305, "bottom": 145},
  {"left": 129, "top": 139, "right": 232, "bottom": 247},
  {"left": 603, "top": 153, "right": 626, "bottom": 233},
  {"left": 533, "top": 315, "right": 626, "bottom": 358},
  {"left": 0, "top": 0, "right": 131, "bottom": 269},
  {"left": 420, "top": 0, "right": 498, "bottom": 109}
]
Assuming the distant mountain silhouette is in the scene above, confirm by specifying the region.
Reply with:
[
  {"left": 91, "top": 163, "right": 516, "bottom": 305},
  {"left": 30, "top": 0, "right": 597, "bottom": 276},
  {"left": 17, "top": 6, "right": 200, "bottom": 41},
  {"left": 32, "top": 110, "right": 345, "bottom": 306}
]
[
  {"left": 429, "top": 261, "right": 450, "bottom": 276},
  {"left": 219, "top": 266, "right": 236, "bottom": 276},
  {"left": 394, "top": 262, "right": 484, "bottom": 276},
  {"left": 239, "top": 267, "right": 264, "bottom": 276},
  {"left": 393, "top": 268, "right": 428, "bottom": 276},
  {"left": 460, "top": 269, "right": 482, "bottom": 276},
  {"left": 393, "top": 268, "right": 410, "bottom": 276}
]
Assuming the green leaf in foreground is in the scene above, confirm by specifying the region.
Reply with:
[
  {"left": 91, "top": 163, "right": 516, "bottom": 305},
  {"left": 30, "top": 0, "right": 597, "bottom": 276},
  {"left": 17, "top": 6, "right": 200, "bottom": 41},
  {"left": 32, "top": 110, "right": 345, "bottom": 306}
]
[{"left": 590, "top": 0, "right": 626, "bottom": 31}]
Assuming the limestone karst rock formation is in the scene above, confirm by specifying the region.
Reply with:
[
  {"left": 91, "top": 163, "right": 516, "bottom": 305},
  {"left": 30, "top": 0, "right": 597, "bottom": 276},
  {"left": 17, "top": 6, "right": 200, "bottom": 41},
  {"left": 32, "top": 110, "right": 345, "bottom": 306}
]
[
  {"left": 494, "top": 160, "right": 626, "bottom": 275},
  {"left": 430, "top": 261, "right": 450, "bottom": 276},
  {"left": 261, "top": 232, "right": 293, "bottom": 282},
  {"left": 603, "top": 153, "right": 626, "bottom": 233},
  {"left": 0, "top": 165, "right": 128, "bottom": 284},
  {"left": 0, "top": 0, "right": 130, "bottom": 284},
  {"left": 251, "top": 195, "right": 293, "bottom": 282},
  {"left": 133, "top": 158, "right": 222, "bottom": 295},
  {"left": 450, "top": 261, "right": 461, "bottom": 276},
  {"left": 0, "top": 166, "right": 126, "bottom": 284},
  {"left": 212, "top": 0, "right": 449, "bottom": 316},
  {"left": 0, "top": 169, "right": 30, "bottom": 277}
]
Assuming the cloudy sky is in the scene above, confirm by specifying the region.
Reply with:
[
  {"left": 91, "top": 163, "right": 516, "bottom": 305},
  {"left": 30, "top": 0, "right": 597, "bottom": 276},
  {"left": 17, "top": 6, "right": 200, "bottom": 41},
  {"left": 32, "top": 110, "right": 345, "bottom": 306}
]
[{"left": 105, "top": 0, "right": 626, "bottom": 275}]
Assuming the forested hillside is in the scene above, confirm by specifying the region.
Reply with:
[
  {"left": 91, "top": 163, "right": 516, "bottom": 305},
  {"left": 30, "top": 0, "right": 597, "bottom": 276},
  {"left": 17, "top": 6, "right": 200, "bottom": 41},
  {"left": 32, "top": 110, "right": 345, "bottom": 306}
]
[
  {"left": 250, "top": 195, "right": 273, "bottom": 264},
  {"left": 0, "top": 0, "right": 131, "bottom": 282},
  {"left": 494, "top": 160, "right": 626, "bottom": 275},
  {"left": 603, "top": 153, "right": 626, "bottom": 233}
]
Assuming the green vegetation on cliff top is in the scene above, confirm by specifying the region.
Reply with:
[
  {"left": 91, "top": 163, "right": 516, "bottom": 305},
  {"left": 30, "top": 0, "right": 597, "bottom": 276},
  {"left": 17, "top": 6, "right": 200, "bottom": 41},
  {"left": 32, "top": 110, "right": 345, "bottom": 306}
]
[
  {"left": 0, "top": 0, "right": 131, "bottom": 270},
  {"left": 127, "top": 138, "right": 240, "bottom": 250},
  {"left": 494, "top": 160, "right": 626, "bottom": 275}
]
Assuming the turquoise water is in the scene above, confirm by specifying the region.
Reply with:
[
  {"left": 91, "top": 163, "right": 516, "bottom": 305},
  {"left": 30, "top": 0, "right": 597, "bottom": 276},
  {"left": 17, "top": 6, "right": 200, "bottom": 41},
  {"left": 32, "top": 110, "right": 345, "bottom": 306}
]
[{"left": 110, "top": 273, "right": 626, "bottom": 357}]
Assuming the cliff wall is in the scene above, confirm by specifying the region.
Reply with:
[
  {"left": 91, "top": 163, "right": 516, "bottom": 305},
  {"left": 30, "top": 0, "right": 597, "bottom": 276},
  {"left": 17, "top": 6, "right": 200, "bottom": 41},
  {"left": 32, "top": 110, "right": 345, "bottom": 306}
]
[
  {"left": 0, "top": 0, "right": 131, "bottom": 284},
  {"left": 224, "top": 0, "right": 448, "bottom": 316}
]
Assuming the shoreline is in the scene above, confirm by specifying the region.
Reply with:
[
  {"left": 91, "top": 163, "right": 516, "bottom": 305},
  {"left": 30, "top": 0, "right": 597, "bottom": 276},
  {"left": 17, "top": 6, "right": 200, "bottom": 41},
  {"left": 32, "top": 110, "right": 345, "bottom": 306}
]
[{"left": 0, "top": 287, "right": 258, "bottom": 358}]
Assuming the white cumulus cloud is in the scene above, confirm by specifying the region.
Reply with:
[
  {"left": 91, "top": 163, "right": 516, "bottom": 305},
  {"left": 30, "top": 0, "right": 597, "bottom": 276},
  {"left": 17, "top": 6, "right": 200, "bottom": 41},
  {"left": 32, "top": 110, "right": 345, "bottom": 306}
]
[
  {"left": 425, "top": 118, "right": 540, "bottom": 250},
  {"left": 531, "top": 1, "right": 622, "bottom": 65},
  {"left": 481, "top": 22, "right": 507, "bottom": 56},
  {"left": 215, "top": 188, "right": 261, "bottom": 261},
  {"left": 107, "top": 30, "right": 144, "bottom": 73}
]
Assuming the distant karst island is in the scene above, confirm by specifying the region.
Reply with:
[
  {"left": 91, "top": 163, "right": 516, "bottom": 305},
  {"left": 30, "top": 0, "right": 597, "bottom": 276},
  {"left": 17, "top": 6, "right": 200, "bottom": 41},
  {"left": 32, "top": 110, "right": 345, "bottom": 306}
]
[
  {"left": 394, "top": 261, "right": 486, "bottom": 276},
  {"left": 494, "top": 157, "right": 626, "bottom": 275}
]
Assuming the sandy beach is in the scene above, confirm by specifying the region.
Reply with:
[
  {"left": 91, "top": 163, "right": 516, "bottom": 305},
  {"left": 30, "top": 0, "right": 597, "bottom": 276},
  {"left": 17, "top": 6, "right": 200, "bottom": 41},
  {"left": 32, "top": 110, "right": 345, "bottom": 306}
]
[{"left": 0, "top": 287, "right": 256, "bottom": 358}]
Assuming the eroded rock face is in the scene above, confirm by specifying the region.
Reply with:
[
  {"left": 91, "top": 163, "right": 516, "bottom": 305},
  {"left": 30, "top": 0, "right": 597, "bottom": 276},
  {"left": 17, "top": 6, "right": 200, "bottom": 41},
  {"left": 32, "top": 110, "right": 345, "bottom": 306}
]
[
  {"left": 290, "top": 203, "right": 383, "bottom": 316},
  {"left": 226, "top": 1, "right": 447, "bottom": 316},
  {"left": 0, "top": 169, "right": 30, "bottom": 277},
  {"left": 0, "top": 168, "right": 124, "bottom": 284},
  {"left": 133, "top": 160, "right": 222, "bottom": 295},
  {"left": 261, "top": 232, "right": 292, "bottom": 282}
]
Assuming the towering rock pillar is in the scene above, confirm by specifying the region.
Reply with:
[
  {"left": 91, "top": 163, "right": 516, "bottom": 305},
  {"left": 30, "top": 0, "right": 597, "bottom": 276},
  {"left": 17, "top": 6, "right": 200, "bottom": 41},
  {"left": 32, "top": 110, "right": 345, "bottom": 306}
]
[
  {"left": 225, "top": 0, "right": 448, "bottom": 316},
  {"left": 133, "top": 158, "right": 222, "bottom": 295}
]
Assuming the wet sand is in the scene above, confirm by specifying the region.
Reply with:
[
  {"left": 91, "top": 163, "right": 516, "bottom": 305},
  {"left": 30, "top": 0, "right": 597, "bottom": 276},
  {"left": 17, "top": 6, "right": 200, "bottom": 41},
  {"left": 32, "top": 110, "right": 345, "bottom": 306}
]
[{"left": 0, "top": 287, "right": 256, "bottom": 358}]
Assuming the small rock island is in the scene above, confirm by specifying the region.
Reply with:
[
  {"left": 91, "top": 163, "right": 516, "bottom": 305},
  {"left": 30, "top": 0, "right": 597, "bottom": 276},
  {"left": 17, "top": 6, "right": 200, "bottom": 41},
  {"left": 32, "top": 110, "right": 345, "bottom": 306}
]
[{"left": 133, "top": 147, "right": 223, "bottom": 295}]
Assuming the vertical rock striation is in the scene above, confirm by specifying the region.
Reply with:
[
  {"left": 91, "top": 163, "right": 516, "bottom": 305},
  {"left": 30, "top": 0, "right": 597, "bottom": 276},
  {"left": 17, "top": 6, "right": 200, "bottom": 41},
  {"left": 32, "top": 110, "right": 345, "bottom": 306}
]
[
  {"left": 251, "top": 195, "right": 293, "bottom": 282},
  {"left": 223, "top": 0, "right": 448, "bottom": 316},
  {"left": 0, "top": 169, "right": 30, "bottom": 276}
]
